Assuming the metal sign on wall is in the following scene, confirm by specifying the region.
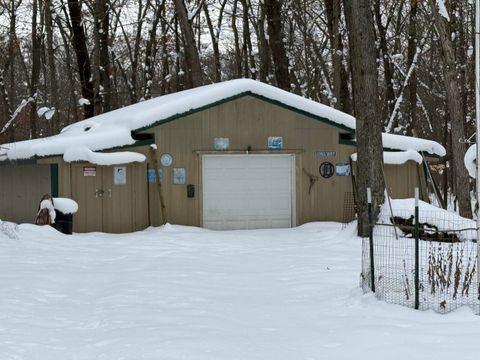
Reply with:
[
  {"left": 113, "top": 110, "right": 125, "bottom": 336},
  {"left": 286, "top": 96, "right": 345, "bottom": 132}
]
[
  {"left": 114, "top": 166, "right": 127, "bottom": 185},
  {"left": 83, "top": 166, "right": 96, "bottom": 177},
  {"left": 314, "top": 151, "right": 336, "bottom": 157}
]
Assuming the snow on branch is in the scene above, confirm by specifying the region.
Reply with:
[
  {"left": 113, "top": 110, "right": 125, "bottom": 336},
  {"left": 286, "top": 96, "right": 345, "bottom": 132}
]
[
  {"left": 0, "top": 96, "right": 36, "bottom": 135},
  {"left": 436, "top": 0, "right": 450, "bottom": 22},
  {"left": 385, "top": 48, "right": 420, "bottom": 133},
  {"left": 185, "top": 0, "right": 206, "bottom": 21}
]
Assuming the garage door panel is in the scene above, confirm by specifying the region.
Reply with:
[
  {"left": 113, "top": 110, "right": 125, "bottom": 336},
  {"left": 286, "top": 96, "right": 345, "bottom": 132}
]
[{"left": 202, "top": 155, "right": 294, "bottom": 230}]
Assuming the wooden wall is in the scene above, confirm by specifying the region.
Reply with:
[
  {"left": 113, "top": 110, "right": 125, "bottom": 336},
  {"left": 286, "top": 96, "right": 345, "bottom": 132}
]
[
  {"left": 384, "top": 162, "right": 424, "bottom": 200},
  {"left": 0, "top": 163, "right": 51, "bottom": 223},
  {"left": 143, "top": 95, "right": 359, "bottom": 226}
]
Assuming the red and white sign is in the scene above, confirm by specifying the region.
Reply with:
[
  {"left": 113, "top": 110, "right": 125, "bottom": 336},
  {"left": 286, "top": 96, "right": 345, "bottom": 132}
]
[{"left": 83, "top": 166, "right": 96, "bottom": 177}]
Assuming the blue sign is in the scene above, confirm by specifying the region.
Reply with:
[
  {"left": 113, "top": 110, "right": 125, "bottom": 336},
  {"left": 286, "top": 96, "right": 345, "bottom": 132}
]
[
  {"left": 147, "top": 169, "right": 157, "bottom": 183},
  {"left": 268, "top": 136, "right": 284, "bottom": 150},
  {"left": 336, "top": 163, "right": 351, "bottom": 176}
]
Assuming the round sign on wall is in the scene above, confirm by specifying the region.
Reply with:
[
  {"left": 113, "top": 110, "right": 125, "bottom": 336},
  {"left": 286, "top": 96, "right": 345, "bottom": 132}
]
[
  {"left": 319, "top": 162, "right": 334, "bottom": 178},
  {"left": 160, "top": 153, "right": 173, "bottom": 167}
]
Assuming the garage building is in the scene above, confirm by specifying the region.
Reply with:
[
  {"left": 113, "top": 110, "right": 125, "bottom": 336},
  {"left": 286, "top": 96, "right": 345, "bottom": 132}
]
[{"left": 0, "top": 79, "right": 445, "bottom": 232}]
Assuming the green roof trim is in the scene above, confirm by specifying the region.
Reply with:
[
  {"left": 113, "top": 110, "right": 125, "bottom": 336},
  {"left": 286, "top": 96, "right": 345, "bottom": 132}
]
[
  {"left": 133, "top": 91, "right": 355, "bottom": 134},
  {"left": 339, "top": 139, "right": 356, "bottom": 146},
  {"left": 0, "top": 158, "right": 37, "bottom": 166},
  {"left": 108, "top": 138, "right": 155, "bottom": 151}
]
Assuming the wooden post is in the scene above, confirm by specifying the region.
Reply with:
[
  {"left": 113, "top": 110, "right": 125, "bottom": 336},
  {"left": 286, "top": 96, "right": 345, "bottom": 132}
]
[
  {"left": 367, "top": 187, "right": 375, "bottom": 292},
  {"left": 149, "top": 146, "right": 167, "bottom": 224},
  {"left": 414, "top": 187, "right": 420, "bottom": 310}
]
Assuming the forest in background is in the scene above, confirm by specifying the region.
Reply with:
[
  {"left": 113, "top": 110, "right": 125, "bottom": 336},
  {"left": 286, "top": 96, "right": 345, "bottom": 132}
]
[{"left": 0, "top": 0, "right": 477, "bottom": 218}]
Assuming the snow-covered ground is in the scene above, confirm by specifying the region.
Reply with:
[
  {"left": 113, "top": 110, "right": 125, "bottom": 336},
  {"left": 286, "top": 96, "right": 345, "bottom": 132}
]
[{"left": 1, "top": 222, "right": 480, "bottom": 360}]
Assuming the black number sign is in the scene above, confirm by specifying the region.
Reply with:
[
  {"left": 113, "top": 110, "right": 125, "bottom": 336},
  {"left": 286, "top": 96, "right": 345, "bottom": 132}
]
[{"left": 319, "top": 162, "right": 334, "bottom": 178}]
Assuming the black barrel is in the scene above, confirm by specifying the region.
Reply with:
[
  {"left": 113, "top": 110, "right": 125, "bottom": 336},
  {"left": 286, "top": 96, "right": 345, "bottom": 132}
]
[{"left": 54, "top": 210, "right": 73, "bottom": 235}]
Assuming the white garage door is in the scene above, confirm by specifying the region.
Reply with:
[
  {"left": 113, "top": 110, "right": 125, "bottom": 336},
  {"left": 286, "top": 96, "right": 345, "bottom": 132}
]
[{"left": 202, "top": 155, "right": 295, "bottom": 230}]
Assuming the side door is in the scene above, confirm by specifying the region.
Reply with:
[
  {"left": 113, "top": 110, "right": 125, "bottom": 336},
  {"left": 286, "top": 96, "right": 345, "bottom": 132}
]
[
  {"left": 71, "top": 163, "right": 104, "bottom": 232},
  {"left": 102, "top": 163, "right": 148, "bottom": 233}
]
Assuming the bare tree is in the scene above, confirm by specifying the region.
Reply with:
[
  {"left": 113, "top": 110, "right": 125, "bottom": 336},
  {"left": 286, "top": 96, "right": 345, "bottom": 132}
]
[
  {"left": 430, "top": 0, "right": 472, "bottom": 218},
  {"left": 344, "top": 0, "right": 385, "bottom": 236}
]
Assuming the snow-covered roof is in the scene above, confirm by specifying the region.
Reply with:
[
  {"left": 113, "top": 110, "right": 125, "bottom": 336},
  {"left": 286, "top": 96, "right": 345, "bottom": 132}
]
[
  {"left": 381, "top": 133, "right": 445, "bottom": 157},
  {"left": 351, "top": 150, "right": 423, "bottom": 165},
  {"left": 0, "top": 79, "right": 446, "bottom": 161}
]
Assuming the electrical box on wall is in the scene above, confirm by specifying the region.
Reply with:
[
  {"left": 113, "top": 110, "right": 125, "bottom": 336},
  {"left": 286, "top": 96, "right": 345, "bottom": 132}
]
[{"left": 187, "top": 184, "right": 195, "bottom": 198}]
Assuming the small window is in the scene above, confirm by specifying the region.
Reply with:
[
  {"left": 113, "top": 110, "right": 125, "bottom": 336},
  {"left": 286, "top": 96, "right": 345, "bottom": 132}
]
[
  {"left": 340, "top": 133, "right": 355, "bottom": 141},
  {"left": 131, "top": 132, "right": 154, "bottom": 141},
  {"left": 339, "top": 133, "right": 355, "bottom": 143}
]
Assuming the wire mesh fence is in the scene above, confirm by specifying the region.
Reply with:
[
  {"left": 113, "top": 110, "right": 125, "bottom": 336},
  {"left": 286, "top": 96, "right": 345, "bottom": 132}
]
[{"left": 361, "top": 207, "right": 480, "bottom": 314}]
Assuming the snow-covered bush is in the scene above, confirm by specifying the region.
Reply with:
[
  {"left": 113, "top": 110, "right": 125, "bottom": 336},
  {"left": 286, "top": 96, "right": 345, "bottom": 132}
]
[{"left": 0, "top": 220, "right": 19, "bottom": 240}]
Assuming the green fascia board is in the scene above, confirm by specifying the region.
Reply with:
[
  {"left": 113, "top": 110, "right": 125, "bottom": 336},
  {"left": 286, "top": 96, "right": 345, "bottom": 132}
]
[
  {"left": 0, "top": 158, "right": 37, "bottom": 166},
  {"left": 339, "top": 139, "right": 356, "bottom": 146},
  {"left": 50, "top": 164, "right": 59, "bottom": 197},
  {"left": 133, "top": 91, "right": 356, "bottom": 134},
  {"left": 110, "top": 138, "right": 155, "bottom": 150}
]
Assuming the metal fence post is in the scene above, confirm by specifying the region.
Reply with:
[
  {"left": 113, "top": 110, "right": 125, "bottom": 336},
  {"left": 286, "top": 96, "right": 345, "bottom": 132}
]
[
  {"left": 367, "top": 188, "right": 375, "bottom": 292},
  {"left": 414, "top": 187, "right": 420, "bottom": 310}
]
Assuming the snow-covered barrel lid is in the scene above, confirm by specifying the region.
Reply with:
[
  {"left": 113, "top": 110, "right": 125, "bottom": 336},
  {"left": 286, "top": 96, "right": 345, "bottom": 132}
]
[{"left": 53, "top": 198, "right": 79, "bottom": 214}]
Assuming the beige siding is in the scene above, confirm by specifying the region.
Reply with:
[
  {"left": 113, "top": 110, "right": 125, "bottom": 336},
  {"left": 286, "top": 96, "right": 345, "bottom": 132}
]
[
  {"left": 0, "top": 164, "right": 51, "bottom": 223},
  {"left": 384, "top": 162, "right": 423, "bottom": 199},
  {"left": 144, "top": 95, "right": 358, "bottom": 226}
]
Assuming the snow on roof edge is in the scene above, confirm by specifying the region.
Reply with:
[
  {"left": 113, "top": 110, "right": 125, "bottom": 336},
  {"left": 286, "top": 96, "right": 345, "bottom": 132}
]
[{"left": 351, "top": 150, "right": 423, "bottom": 165}]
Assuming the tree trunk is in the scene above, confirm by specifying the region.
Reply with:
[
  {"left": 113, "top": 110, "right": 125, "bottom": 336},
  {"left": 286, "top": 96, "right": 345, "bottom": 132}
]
[
  {"left": 373, "top": 0, "right": 395, "bottom": 121},
  {"left": 29, "top": 0, "right": 41, "bottom": 138},
  {"left": 231, "top": 0, "right": 242, "bottom": 78},
  {"left": 44, "top": 0, "right": 60, "bottom": 133},
  {"left": 431, "top": 0, "right": 472, "bottom": 218},
  {"left": 173, "top": 0, "right": 203, "bottom": 88},
  {"left": 94, "top": 0, "right": 113, "bottom": 112},
  {"left": 324, "top": 0, "right": 352, "bottom": 113},
  {"left": 256, "top": 2, "right": 270, "bottom": 82},
  {"left": 405, "top": 0, "right": 418, "bottom": 136},
  {"left": 264, "top": 0, "right": 291, "bottom": 90},
  {"left": 344, "top": 0, "right": 386, "bottom": 236},
  {"left": 203, "top": 1, "right": 223, "bottom": 82},
  {"left": 144, "top": 0, "right": 165, "bottom": 99},
  {"left": 67, "top": 0, "right": 95, "bottom": 118}
]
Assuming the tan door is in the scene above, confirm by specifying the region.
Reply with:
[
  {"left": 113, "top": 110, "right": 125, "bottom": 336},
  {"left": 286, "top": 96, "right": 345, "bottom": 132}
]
[
  {"left": 71, "top": 163, "right": 104, "bottom": 232},
  {"left": 71, "top": 162, "right": 148, "bottom": 233},
  {"left": 102, "top": 165, "right": 134, "bottom": 233}
]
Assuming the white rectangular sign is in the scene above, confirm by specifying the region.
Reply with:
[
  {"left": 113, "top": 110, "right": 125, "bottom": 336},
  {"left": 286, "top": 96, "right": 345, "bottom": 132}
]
[{"left": 114, "top": 166, "right": 127, "bottom": 185}]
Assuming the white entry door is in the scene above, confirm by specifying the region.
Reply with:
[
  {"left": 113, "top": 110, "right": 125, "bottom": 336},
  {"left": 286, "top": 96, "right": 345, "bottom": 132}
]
[{"left": 202, "top": 155, "right": 295, "bottom": 230}]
